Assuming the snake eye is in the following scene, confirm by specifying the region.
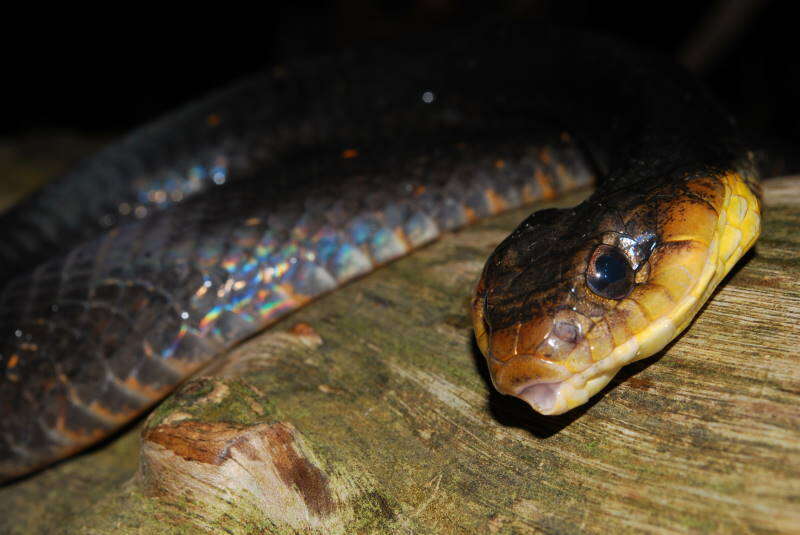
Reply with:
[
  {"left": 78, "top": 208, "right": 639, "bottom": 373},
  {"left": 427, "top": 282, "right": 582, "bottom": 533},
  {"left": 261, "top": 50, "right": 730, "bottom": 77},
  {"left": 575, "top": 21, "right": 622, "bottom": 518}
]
[{"left": 586, "top": 244, "right": 634, "bottom": 300}]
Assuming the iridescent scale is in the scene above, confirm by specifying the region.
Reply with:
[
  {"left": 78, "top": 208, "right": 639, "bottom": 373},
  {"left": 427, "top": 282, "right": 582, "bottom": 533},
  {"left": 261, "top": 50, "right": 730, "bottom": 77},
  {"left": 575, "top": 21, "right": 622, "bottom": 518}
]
[{"left": 0, "top": 135, "right": 593, "bottom": 475}]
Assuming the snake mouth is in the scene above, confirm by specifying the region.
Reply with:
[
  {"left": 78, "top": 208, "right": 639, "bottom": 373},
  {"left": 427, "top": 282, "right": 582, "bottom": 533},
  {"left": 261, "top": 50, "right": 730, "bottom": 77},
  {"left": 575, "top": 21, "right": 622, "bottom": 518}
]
[
  {"left": 516, "top": 381, "right": 563, "bottom": 413},
  {"left": 510, "top": 354, "right": 622, "bottom": 415}
]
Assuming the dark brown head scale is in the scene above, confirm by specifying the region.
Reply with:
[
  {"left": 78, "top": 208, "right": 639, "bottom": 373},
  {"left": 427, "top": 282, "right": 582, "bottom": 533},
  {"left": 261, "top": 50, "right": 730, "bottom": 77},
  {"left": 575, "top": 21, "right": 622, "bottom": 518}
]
[
  {"left": 473, "top": 207, "right": 589, "bottom": 389},
  {"left": 479, "top": 208, "right": 580, "bottom": 327}
]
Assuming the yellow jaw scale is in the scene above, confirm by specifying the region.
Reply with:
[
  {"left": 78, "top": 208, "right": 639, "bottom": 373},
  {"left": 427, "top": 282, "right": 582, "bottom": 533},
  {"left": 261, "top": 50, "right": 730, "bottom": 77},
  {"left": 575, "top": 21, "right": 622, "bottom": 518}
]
[{"left": 538, "top": 171, "right": 762, "bottom": 414}]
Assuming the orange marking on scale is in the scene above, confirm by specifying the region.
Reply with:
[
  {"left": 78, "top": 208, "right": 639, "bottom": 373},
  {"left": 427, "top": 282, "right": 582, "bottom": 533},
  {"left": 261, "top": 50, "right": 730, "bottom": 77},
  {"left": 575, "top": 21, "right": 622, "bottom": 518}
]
[
  {"left": 464, "top": 207, "right": 477, "bottom": 223},
  {"left": 122, "top": 376, "right": 171, "bottom": 401},
  {"left": 341, "top": 148, "right": 359, "bottom": 159},
  {"left": 206, "top": 114, "right": 221, "bottom": 127},
  {"left": 535, "top": 168, "right": 557, "bottom": 200},
  {"left": 7, "top": 354, "right": 19, "bottom": 369},
  {"left": 278, "top": 283, "right": 311, "bottom": 306},
  {"left": 485, "top": 189, "right": 508, "bottom": 213},
  {"left": 53, "top": 410, "right": 105, "bottom": 444},
  {"left": 393, "top": 227, "right": 412, "bottom": 250},
  {"left": 87, "top": 400, "right": 136, "bottom": 424}
]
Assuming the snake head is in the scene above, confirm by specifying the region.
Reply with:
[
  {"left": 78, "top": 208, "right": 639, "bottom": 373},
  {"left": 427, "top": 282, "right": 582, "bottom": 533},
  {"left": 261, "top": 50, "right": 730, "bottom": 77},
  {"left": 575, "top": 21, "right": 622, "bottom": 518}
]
[{"left": 472, "top": 171, "right": 761, "bottom": 415}]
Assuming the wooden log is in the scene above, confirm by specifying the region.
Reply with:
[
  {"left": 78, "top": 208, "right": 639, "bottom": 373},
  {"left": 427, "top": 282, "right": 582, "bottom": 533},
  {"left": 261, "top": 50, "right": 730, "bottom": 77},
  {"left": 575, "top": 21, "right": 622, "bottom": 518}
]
[{"left": 0, "top": 136, "right": 798, "bottom": 532}]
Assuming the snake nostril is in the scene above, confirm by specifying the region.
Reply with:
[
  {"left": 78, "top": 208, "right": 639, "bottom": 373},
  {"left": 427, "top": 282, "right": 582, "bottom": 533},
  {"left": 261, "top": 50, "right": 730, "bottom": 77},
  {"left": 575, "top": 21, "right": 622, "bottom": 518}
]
[{"left": 553, "top": 321, "right": 578, "bottom": 343}]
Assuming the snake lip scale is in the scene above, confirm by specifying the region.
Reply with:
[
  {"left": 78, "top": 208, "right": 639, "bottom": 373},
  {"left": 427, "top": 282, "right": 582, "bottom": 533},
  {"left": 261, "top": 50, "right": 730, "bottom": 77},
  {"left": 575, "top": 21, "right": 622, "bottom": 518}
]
[{"left": 0, "top": 23, "right": 762, "bottom": 481}]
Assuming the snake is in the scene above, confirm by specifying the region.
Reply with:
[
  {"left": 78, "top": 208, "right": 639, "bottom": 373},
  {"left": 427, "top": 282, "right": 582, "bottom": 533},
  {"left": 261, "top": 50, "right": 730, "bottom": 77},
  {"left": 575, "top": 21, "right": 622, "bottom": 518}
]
[{"left": 0, "top": 24, "right": 762, "bottom": 482}]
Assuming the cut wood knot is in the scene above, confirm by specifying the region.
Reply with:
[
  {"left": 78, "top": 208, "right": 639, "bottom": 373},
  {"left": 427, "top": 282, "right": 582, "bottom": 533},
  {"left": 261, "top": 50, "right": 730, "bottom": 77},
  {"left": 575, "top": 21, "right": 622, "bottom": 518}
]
[{"left": 140, "top": 420, "right": 337, "bottom": 528}]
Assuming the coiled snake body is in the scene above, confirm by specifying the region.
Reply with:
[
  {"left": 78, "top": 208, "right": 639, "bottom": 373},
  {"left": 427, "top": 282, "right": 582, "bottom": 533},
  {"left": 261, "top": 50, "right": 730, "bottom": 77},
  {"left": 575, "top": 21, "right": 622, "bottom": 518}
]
[{"left": 0, "top": 25, "right": 761, "bottom": 481}]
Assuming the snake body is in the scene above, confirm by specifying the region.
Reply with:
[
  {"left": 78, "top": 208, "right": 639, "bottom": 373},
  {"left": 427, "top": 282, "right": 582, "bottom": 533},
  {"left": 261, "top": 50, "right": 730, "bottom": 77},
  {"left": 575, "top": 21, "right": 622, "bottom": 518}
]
[{"left": 0, "top": 24, "right": 760, "bottom": 481}]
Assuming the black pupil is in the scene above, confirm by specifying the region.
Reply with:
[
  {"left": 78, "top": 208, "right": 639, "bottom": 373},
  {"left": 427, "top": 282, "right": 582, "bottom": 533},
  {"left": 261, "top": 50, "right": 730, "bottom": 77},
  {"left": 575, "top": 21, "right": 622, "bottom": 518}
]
[
  {"left": 587, "top": 246, "right": 633, "bottom": 299},
  {"left": 595, "top": 253, "right": 627, "bottom": 288}
]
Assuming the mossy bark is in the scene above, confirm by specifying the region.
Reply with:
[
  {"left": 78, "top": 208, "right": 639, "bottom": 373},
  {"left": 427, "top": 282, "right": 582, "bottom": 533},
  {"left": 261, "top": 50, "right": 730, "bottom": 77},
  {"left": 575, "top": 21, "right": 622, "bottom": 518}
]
[{"left": 1, "top": 135, "right": 799, "bottom": 534}]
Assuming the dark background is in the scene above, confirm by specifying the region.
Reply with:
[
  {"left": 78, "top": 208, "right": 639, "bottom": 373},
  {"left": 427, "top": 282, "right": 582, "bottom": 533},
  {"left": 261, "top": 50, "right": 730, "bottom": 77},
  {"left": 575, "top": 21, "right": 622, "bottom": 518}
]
[{"left": 4, "top": 1, "right": 798, "bottom": 147}]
